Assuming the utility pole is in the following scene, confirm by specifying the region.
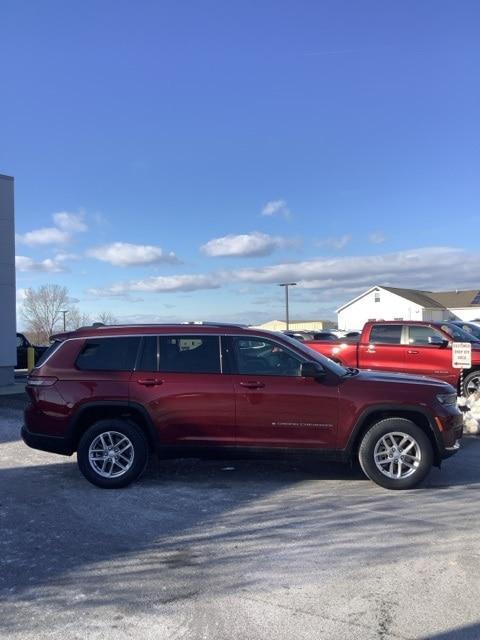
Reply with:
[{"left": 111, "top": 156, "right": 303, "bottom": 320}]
[
  {"left": 278, "top": 283, "right": 297, "bottom": 330},
  {"left": 61, "top": 310, "right": 68, "bottom": 331}
]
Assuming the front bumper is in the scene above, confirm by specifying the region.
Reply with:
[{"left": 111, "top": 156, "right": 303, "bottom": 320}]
[
  {"left": 436, "top": 410, "right": 463, "bottom": 460},
  {"left": 442, "top": 439, "right": 461, "bottom": 459}
]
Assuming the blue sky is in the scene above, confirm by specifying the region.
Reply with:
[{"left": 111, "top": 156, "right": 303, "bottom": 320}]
[{"left": 1, "top": 0, "right": 479, "bottom": 326}]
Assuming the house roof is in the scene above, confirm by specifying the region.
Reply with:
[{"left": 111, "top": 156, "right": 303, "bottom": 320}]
[
  {"left": 380, "top": 287, "right": 446, "bottom": 308},
  {"left": 337, "top": 286, "right": 480, "bottom": 313},
  {"left": 427, "top": 290, "right": 480, "bottom": 308}
]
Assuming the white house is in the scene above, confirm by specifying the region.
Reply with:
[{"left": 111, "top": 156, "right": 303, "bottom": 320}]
[{"left": 337, "top": 286, "right": 480, "bottom": 330}]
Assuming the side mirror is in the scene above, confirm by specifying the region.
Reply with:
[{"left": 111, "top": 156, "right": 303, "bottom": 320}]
[
  {"left": 301, "top": 362, "right": 326, "bottom": 379},
  {"left": 428, "top": 336, "right": 448, "bottom": 347}
]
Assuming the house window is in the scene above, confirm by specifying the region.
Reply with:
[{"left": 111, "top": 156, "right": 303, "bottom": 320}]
[{"left": 374, "top": 290, "right": 380, "bottom": 303}]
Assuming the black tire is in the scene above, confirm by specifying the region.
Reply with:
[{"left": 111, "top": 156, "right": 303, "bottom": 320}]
[
  {"left": 77, "top": 418, "right": 149, "bottom": 489},
  {"left": 358, "top": 418, "right": 433, "bottom": 490},
  {"left": 463, "top": 370, "right": 480, "bottom": 397}
]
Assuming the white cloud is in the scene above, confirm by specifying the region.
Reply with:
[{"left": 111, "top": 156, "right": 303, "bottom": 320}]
[
  {"left": 53, "top": 211, "right": 88, "bottom": 233},
  {"left": 16, "top": 210, "right": 88, "bottom": 247},
  {"left": 16, "top": 227, "right": 71, "bottom": 247},
  {"left": 261, "top": 199, "right": 291, "bottom": 218},
  {"left": 201, "top": 231, "right": 292, "bottom": 257},
  {"left": 84, "top": 246, "right": 480, "bottom": 303},
  {"left": 15, "top": 255, "right": 68, "bottom": 273},
  {"left": 369, "top": 231, "right": 386, "bottom": 244},
  {"left": 54, "top": 252, "right": 79, "bottom": 262},
  {"left": 232, "top": 247, "right": 477, "bottom": 291},
  {"left": 88, "top": 274, "right": 220, "bottom": 297},
  {"left": 87, "top": 242, "right": 179, "bottom": 267},
  {"left": 316, "top": 234, "right": 351, "bottom": 250}
]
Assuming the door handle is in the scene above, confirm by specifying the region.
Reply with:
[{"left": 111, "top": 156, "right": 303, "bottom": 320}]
[
  {"left": 136, "top": 378, "right": 163, "bottom": 386},
  {"left": 407, "top": 350, "right": 419, "bottom": 355},
  {"left": 239, "top": 381, "right": 265, "bottom": 389}
]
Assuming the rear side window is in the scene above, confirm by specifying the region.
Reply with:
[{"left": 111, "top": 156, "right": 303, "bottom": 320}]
[
  {"left": 369, "top": 325, "right": 402, "bottom": 345},
  {"left": 76, "top": 337, "right": 141, "bottom": 371},
  {"left": 35, "top": 340, "right": 62, "bottom": 367},
  {"left": 158, "top": 335, "right": 221, "bottom": 374}
]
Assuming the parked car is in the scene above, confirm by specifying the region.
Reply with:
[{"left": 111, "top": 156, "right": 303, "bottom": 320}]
[
  {"left": 327, "top": 329, "right": 350, "bottom": 338},
  {"left": 22, "top": 322, "right": 462, "bottom": 490},
  {"left": 312, "top": 331, "right": 339, "bottom": 341},
  {"left": 450, "top": 321, "right": 480, "bottom": 341},
  {"left": 16, "top": 333, "right": 48, "bottom": 369},
  {"left": 283, "top": 331, "right": 307, "bottom": 341},
  {"left": 305, "top": 320, "right": 480, "bottom": 395}
]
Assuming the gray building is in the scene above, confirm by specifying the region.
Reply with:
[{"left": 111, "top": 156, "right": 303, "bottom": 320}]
[{"left": 0, "top": 174, "right": 16, "bottom": 386}]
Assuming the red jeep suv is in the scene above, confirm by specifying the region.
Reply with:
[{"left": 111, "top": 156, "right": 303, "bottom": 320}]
[{"left": 22, "top": 323, "right": 463, "bottom": 490}]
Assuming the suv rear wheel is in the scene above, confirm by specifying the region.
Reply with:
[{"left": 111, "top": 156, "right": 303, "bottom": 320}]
[
  {"left": 358, "top": 418, "right": 433, "bottom": 490},
  {"left": 77, "top": 418, "right": 149, "bottom": 488}
]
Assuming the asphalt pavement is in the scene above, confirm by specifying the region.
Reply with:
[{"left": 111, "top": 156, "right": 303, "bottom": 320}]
[{"left": 1, "top": 394, "right": 480, "bottom": 640}]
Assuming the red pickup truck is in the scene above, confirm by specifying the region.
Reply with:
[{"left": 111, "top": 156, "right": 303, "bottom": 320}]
[{"left": 305, "top": 321, "right": 480, "bottom": 395}]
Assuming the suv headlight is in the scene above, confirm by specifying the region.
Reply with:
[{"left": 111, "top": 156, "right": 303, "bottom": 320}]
[{"left": 436, "top": 393, "right": 457, "bottom": 406}]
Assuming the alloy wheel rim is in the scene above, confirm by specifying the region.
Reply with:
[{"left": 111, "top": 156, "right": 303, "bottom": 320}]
[
  {"left": 88, "top": 431, "right": 135, "bottom": 478},
  {"left": 466, "top": 375, "right": 480, "bottom": 396},
  {"left": 373, "top": 431, "right": 421, "bottom": 480}
]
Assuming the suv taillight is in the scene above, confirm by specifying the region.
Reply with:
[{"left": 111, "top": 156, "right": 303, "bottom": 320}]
[{"left": 27, "top": 377, "right": 58, "bottom": 387}]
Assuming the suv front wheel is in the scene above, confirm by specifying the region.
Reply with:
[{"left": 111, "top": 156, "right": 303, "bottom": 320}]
[
  {"left": 358, "top": 418, "right": 433, "bottom": 490},
  {"left": 77, "top": 418, "right": 149, "bottom": 488}
]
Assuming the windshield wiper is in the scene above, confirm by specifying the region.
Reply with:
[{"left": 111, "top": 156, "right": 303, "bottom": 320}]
[{"left": 343, "top": 367, "right": 359, "bottom": 377}]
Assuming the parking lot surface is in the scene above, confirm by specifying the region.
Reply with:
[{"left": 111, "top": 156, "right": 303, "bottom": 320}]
[{"left": 1, "top": 394, "right": 480, "bottom": 640}]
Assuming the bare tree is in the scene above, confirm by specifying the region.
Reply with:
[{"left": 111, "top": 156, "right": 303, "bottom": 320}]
[
  {"left": 66, "top": 307, "right": 91, "bottom": 330},
  {"left": 96, "top": 311, "right": 118, "bottom": 325},
  {"left": 21, "top": 285, "right": 70, "bottom": 344}
]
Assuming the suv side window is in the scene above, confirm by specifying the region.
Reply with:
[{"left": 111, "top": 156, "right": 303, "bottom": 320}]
[
  {"left": 369, "top": 325, "right": 403, "bottom": 345},
  {"left": 137, "top": 336, "right": 158, "bottom": 371},
  {"left": 407, "top": 325, "right": 444, "bottom": 346},
  {"left": 76, "top": 337, "right": 141, "bottom": 371},
  {"left": 233, "top": 336, "right": 302, "bottom": 376},
  {"left": 158, "top": 335, "right": 221, "bottom": 374}
]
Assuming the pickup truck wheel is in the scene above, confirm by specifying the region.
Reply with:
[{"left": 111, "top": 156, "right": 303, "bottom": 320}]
[
  {"left": 358, "top": 418, "right": 433, "bottom": 490},
  {"left": 77, "top": 419, "right": 149, "bottom": 489},
  {"left": 463, "top": 370, "right": 480, "bottom": 396}
]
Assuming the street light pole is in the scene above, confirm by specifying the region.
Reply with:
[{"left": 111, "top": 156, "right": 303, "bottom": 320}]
[
  {"left": 278, "top": 283, "right": 297, "bottom": 330},
  {"left": 61, "top": 310, "right": 68, "bottom": 331}
]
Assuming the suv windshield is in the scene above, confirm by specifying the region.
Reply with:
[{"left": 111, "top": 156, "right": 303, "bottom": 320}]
[
  {"left": 452, "top": 322, "right": 480, "bottom": 340},
  {"left": 441, "top": 323, "right": 480, "bottom": 343},
  {"left": 277, "top": 332, "right": 348, "bottom": 376}
]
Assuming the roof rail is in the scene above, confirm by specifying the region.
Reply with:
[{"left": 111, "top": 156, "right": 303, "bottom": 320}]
[
  {"left": 74, "top": 321, "right": 248, "bottom": 329},
  {"left": 180, "top": 321, "right": 248, "bottom": 328}
]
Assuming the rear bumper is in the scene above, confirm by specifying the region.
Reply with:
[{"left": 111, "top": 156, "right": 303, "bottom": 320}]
[{"left": 21, "top": 425, "right": 73, "bottom": 456}]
